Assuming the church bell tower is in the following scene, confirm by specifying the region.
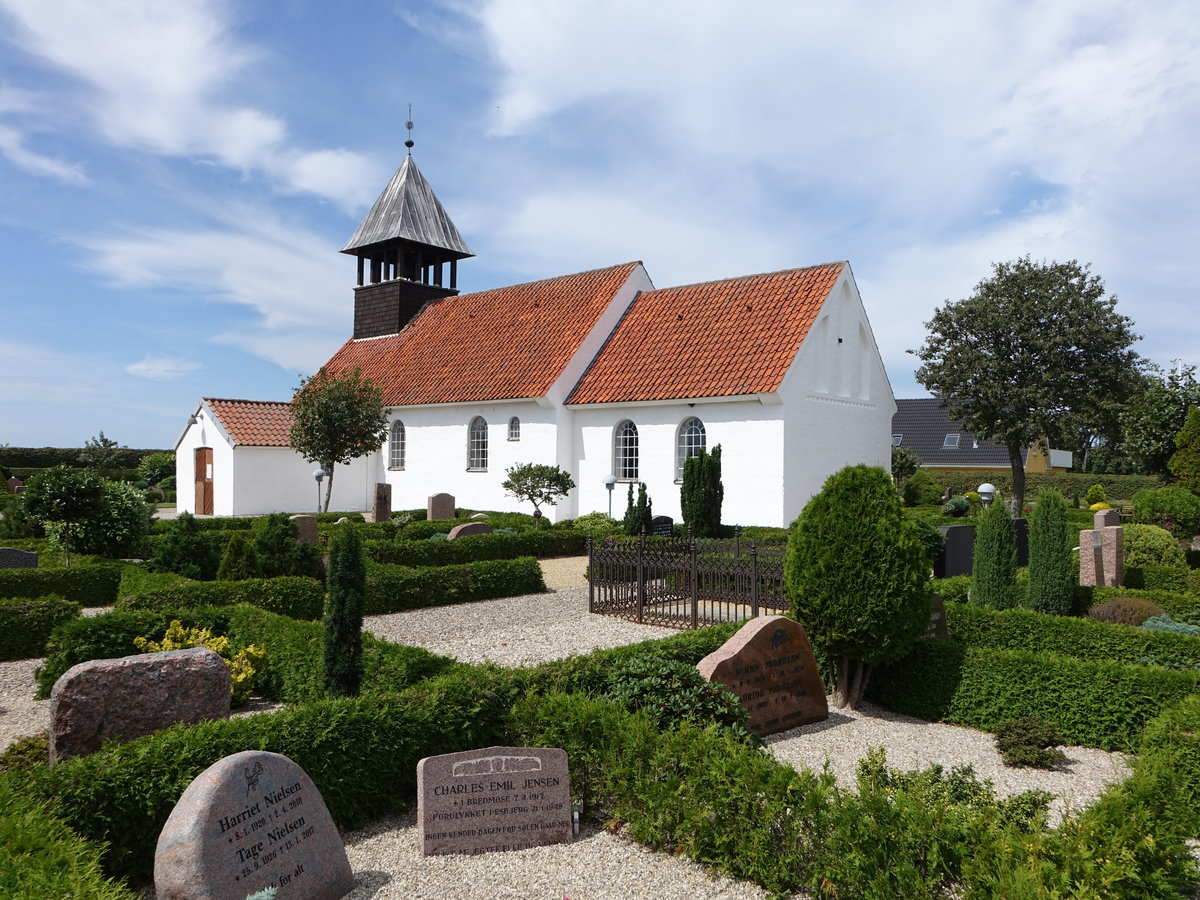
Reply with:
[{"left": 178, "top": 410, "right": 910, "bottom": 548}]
[{"left": 341, "top": 121, "right": 474, "bottom": 339}]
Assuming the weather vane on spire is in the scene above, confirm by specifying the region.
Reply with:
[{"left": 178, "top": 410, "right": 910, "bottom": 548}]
[{"left": 405, "top": 104, "right": 415, "bottom": 152}]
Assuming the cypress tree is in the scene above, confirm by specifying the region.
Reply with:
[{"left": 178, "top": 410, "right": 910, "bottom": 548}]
[
  {"left": 216, "top": 532, "right": 263, "bottom": 581},
  {"left": 971, "top": 501, "right": 1017, "bottom": 609},
  {"left": 682, "top": 445, "right": 724, "bottom": 538},
  {"left": 622, "top": 482, "right": 653, "bottom": 535},
  {"left": 323, "top": 523, "right": 365, "bottom": 697},
  {"left": 1026, "top": 489, "right": 1074, "bottom": 616}
]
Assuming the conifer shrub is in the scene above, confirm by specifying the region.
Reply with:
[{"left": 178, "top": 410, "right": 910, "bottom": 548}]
[
  {"left": 995, "top": 716, "right": 1067, "bottom": 768},
  {"left": 621, "top": 482, "right": 653, "bottom": 535},
  {"left": 1026, "top": 489, "right": 1074, "bottom": 616},
  {"left": 971, "top": 502, "right": 1017, "bottom": 609},
  {"left": 324, "top": 524, "right": 365, "bottom": 698},
  {"left": 1131, "top": 486, "right": 1200, "bottom": 538},
  {"left": 251, "top": 513, "right": 321, "bottom": 579},
  {"left": 901, "top": 469, "right": 944, "bottom": 507},
  {"left": 215, "top": 532, "right": 263, "bottom": 581},
  {"left": 148, "top": 512, "right": 220, "bottom": 580},
  {"left": 680, "top": 444, "right": 723, "bottom": 537},
  {"left": 1086, "top": 483, "right": 1108, "bottom": 505},
  {"left": 1123, "top": 524, "right": 1187, "bottom": 590},
  {"left": 1168, "top": 406, "right": 1200, "bottom": 495}
]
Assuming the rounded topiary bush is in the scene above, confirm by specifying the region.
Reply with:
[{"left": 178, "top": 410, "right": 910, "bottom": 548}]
[
  {"left": 1087, "top": 596, "right": 1166, "bottom": 627},
  {"left": 941, "top": 497, "right": 970, "bottom": 517},
  {"left": 902, "top": 470, "right": 944, "bottom": 507},
  {"left": 1131, "top": 487, "right": 1200, "bottom": 538},
  {"left": 1086, "top": 483, "right": 1108, "bottom": 505},
  {"left": 1123, "top": 524, "right": 1187, "bottom": 571}
]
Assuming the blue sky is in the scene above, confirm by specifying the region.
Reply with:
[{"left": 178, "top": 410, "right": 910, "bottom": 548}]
[{"left": 2, "top": 0, "right": 1198, "bottom": 449}]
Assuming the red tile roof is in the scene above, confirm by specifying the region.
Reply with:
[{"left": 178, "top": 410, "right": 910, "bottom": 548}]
[
  {"left": 204, "top": 398, "right": 293, "bottom": 447},
  {"left": 323, "top": 262, "right": 641, "bottom": 406},
  {"left": 566, "top": 263, "right": 844, "bottom": 404}
]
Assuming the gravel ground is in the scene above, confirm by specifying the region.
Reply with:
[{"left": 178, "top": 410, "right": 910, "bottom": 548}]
[{"left": 0, "top": 557, "right": 1191, "bottom": 898}]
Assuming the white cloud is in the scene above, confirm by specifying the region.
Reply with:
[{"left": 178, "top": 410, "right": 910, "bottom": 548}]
[
  {"left": 125, "top": 355, "right": 201, "bottom": 380},
  {"left": 0, "top": 0, "right": 375, "bottom": 205},
  {"left": 0, "top": 123, "right": 87, "bottom": 183}
]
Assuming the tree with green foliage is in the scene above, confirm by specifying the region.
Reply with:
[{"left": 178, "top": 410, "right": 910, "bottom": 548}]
[
  {"left": 1132, "top": 486, "right": 1200, "bottom": 537},
  {"left": 136, "top": 451, "right": 176, "bottom": 486},
  {"left": 680, "top": 444, "right": 723, "bottom": 537},
  {"left": 22, "top": 466, "right": 106, "bottom": 565},
  {"left": 324, "top": 523, "right": 365, "bottom": 697},
  {"left": 784, "top": 465, "right": 931, "bottom": 709},
  {"left": 252, "top": 513, "right": 321, "bottom": 578},
  {"left": 913, "top": 257, "right": 1142, "bottom": 513},
  {"left": 971, "top": 502, "right": 1018, "bottom": 609},
  {"left": 890, "top": 444, "right": 921, "bottom": 484},
  {"left": 79, "top": 431, "right": 125, "bottom": 477},
  {"left": 622, "top": 482, "right": 653, "bottom": 536},
  {"left": 1025, "top": 489, "right": 1074, "bottom": 616},
  {"left": 289, "top": 366, "right": 389, "bottom": 513},
  {"left": 1169, "top": 407, "right": 1200, "bottom": 495},
  {"left": 1118, "top": 363, "right": 1200, "bottom": 476},
  {"left": 501, "top": 462, "right": 576, "bottom": 526},
  {"left": 216, "top": 533, "right": 263, "bottom": 581}
]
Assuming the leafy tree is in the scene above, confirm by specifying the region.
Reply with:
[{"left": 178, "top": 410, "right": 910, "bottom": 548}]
[
  {"left": 1169, "top": 407, "right": 1200, "bottom": 495},
  {"left": 1025, "top": 490, "right": 1074, "bottom": 616},
  {"left": 784, "top": 465, "right": 931, "bottom": 709},
  {"left": 1118, "top": 364, "right": 1200, "bottom": 476},
  {"left": 324, "top": 523, "right": 365, "bottom": 697},
  {"left": 501, "top": 462, "right": 576, "bottom": 526},
  {"left": 971, "top": 502, "right": 1017, "bottom": 609},
  {"left": 890, "top": 444, "right": 921, "bottom": 484},
  {"left": 136, "top": 451, "right": 176, "bottom": 486},
  {"left": 22, "top": 466, "right": 106, "bottom": 565},
  {"left": 912, "top": 257, "right": 1141, "bottom": 511},
  {"left": 79, "top": 431, "right": 125, "bottom": 476},
  {"left": 622, "top": 482, "right": 653, "bottom": 536},
  {"left": 216, "top": 532, "right": 263, "bottom": 581},
  {"left": 289, "top": 366, "right": 389, "bottom": 513},
  {"left": 680, "top": 444, "right": 723, "bottom": 537}
]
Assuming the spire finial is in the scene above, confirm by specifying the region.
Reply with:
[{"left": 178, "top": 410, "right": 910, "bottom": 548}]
[{"left": 404, "top": 104, "right": 415, "bottom": 153}]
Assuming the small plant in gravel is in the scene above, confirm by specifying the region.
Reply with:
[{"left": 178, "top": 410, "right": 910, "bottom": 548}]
[{"left": 995, "top": 716, "right": 1066, "bottom": 769}]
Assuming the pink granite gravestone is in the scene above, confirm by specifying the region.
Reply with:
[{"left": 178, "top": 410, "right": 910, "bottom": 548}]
[
  {"left": 696, "top": 615, "right": 828, "bottom": 735},
  {"left": 155, "top": 750, "right": 353, "bottom": 900},
  {"left": 1079, "top": 525, "right": 1124, "bottom": 587},
  {"left": 446, "top": 521, "right": 493, "bottom": 540},
  {"left": 417, "top": 746, "right": 571, "bottom": 856},
  {"left": 50, "top": 647, "right": 230, "bottom": 763}
]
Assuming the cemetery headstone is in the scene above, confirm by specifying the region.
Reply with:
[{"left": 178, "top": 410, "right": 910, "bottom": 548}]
[
  {"left": 373, "top": 482, "right": 391, "bottom": 523},
  {"left": 469, "top": 512, "right": 489, "bottom": 520},
  {"left": 1079, "top": 525, "right": 1124, "bottom": 588},
  {"left": 933, "top": 525, "right": 974, "bottom": 578},
  {"left": 926, "top": 593, "right": 948, "bottom": 639},
  {"left": 155, "top": 750, "right": 353, "bottom": 900},
  {"left": 50, "top": 647, "right": 230, "bottom": 763},
  {"left": 417, "top": 746, "right": 572, "bottom": 856},
  {"left": 697, "top": 615, "right": 828, "bottom": 735},
  {"left": 7, "top": 476, "right": 24, "bottom": 493},
  {"left": 447, "top": 521, "right": 493, "bottom": 540},
  {"left": 650, "top": 515, "right": 674, "bottom": 536},
  {"left": 428, "top": 493, "right": 455, "bottom": 521},
  {"left": 0, "top": 547, "right": 37, "bottom": 568},
  {"left": 1013, "top": 516, "right": 1029, "bottom": 568},
  {"left": 1192, "top": 535, "right": 1200, "bottom": 552},
  {"left": 289, "top": 515, "right": 318, "bottom": 546},
  {"left": 1094, "top": 509, "right": 1121, "bottom": 529}
]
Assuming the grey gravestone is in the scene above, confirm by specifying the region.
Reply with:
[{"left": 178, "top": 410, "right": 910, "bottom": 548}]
[
  {"left": 1094, "top": 509, "right": 1121, "bottom": 529},
  {"left": 1192, "top": 536, "right": 1200, "bottom": 552},
  {"left": 447, "top": 522, "right": 493, "bottom": 540},
  {"left": 650, "top": 515, "right": 674, "bottom": 536},
  {"left": 927, "top": 594, "right": 948, "bottom": 639},
  {"left": 0, "top": 547, "right": 37, "bottom": 568},
  {"left": 697, "top": 615, "right": 828, "bottom": 735},
  {"left": 427, "top": 493, "right": 455, "bottom": 521},
  {"left": 469, "top": 512, "right": 489, "bottom": 520},
  {"left": 50, "top": 648, "right": 229, "bottom": 763},
  {"left": 933, "top": 525, "right": 974, "bottom": 578},
  {"left": 1013, "top": 517, "right": 1029, "bottom": 567},
  {"left": 417, "top": 746, "right": 572, "bottom": 856},
  {"left": 289, "top": 515, "right": 318, "bottom": 546},
  {"left": 373, "top": 483, "right": 392, "bottom": 523},
  {"left": 155, "top": 750, "right": 353, "bottom": 900}
]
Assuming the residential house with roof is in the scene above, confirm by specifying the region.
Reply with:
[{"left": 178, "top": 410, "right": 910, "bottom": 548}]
[{"left": 176, "top": 151, "right": 895, "bottom": 525}]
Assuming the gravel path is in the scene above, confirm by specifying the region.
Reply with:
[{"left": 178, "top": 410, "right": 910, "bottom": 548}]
[{"left": 0, "top": 558, "right": 1182, "bottom": 898}]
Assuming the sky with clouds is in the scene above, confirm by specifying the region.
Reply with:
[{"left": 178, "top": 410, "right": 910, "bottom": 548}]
[{"left": 1, "top": 0, "right": 1198, "bottom": 449}]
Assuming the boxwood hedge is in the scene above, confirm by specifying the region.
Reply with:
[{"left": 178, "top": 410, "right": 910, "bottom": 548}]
[
  {"left": 0, "top": 595, "right": 80, "bottom": 661},
  {"left": 0, "top": 564, "right": 120, "bottom": 608},
  {"left": 364, "top": 557, "right": 546, "bottom": 614},
  {"left": 364, "top": 529, "right": 586, "bottom": 567},
  {"left": 116, "top": 575, "right": 324, "bottom": 620}
]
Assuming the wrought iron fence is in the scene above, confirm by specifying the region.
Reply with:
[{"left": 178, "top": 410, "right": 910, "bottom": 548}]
[{"left": 587, "top": 529, "right": 787, "bottom": 629}]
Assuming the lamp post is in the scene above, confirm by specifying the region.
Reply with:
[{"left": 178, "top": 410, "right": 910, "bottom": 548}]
[
  {"left": 313, "top": 467, "right": 326, "bottom": 514},
  {"left": 603, "top": 474, "right": 618, "bottom": 517},
  {"left": 977, "top": 483, "right": 996, "bottom": 509}
]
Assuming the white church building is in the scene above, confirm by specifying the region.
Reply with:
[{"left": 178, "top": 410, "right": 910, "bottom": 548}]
[{"left": 176, "top": 153, "right": 895, "bottom": 527}]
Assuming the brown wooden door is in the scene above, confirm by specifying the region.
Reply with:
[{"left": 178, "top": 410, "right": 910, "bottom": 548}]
[{"left": 194, "top": 447, "right": 213, "bottom": 515}]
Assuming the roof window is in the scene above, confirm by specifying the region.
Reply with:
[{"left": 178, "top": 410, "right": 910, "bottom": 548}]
[
  {"left": 892, "top": 434, "right": 903, "bottom": 446},
  {"left": 943, "top": 434, "right": 961, "bottom": 449}
]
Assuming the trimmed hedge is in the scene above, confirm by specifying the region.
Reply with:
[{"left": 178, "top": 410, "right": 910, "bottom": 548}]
[
  {"left": 117, "top": 576, "right": 324, "bottom": 620},
  {"left": 945, "top": 602, "right": 1200, "bottom": 670},
  {"left": 0, "top": 595, "right": 80, "bottom": 661},
  {"left": 1125, "top": 565, "right": 1200, "bottom": 594},
  {"left": 0, "top": 564, "right": 120, "bottom": 608},
  {"left": 1091, "top": 586, "right": 1200, "bottom": 619},
  {"left": 364, "top": 557, "right": 546, "bottom": 614},
  {"left": 871, "top": 639, "right": 1200, "bottom": 750},
  {"left": 0, "top": 446, "right": 165, "bottom": 469},
  {"left": 397, "top": 512, "right": 542, "bottom": 539},
  {"left": 1140, "top": 694, "right": 1200, "bottom": 834},
  {"left": 365, "top": 530, "right": 587, "bottom": 567},
  {"left": 930, "top": 471, "right": 1163, "bottom": 501}
]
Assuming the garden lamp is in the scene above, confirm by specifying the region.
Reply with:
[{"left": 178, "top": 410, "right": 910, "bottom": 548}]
[
  {"left": 603, "top": 474, "right": 618, "bottom": 517},
  {"left": 977, "top": 483, "right": 996, "bottom": 508},
  {"left": 313, "top": 467, "right": 326, "bottom": 513}
]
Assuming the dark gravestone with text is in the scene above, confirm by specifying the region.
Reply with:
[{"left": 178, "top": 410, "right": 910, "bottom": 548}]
[
  {"left": 154, "top": 750, "right": 353, "bottom": 900},
  {"left": 934, "top": 524, "right": 974, "bottom": 578},
  {"left": 696, "top": 615, "right": 828, "bottom": 735},
  {"left": 650, "top": 515, "right": 674, "bottom": 536},
  {"left": 417, "top": 746, "right": 571, "bottom": 857},
  {"left": 0, "top": 547, "right": 37, "bottom": 568}
]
